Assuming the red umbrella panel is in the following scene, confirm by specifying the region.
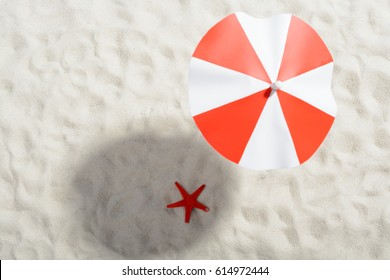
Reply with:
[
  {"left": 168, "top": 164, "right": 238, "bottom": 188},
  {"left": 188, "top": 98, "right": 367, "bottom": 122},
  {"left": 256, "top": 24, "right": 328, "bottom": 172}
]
[{"left": 188, "top": 13, "right": 336, "bottom": 171}]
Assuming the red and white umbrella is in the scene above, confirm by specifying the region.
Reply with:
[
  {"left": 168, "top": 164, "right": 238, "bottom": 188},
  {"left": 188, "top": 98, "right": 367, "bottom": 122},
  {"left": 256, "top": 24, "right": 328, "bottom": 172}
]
[{"left": 188, "top": 13, "right": 336, "bottom": 170}]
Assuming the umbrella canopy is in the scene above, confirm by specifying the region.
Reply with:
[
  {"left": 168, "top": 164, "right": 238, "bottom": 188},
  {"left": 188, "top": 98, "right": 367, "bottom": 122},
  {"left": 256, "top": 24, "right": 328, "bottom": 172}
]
[{"left": 188, "top": 13, "right": 336, "bottom": 171}]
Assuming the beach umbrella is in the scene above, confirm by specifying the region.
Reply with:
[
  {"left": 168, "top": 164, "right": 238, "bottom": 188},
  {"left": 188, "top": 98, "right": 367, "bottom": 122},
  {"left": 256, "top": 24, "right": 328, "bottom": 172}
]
[{"left": 188, "top": 13, "right": 336, "bottom": 170}]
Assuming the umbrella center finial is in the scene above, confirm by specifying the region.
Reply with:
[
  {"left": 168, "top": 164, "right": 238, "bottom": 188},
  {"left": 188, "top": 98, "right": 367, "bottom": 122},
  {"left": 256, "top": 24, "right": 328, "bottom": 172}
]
[{"left": 270, "top": 81, "right": 283, "bottom": 91}]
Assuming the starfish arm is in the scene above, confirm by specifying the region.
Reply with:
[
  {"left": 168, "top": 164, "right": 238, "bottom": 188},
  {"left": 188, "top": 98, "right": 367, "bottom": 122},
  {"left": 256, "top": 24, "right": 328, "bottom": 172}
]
[
  {"left": 184, "top": 206, "right": 192, "bottom": 223},
  {"left": 167, "top": 199, "right": 185, "bottom": 208},
  {"left": 175, "top": 181, "right": 189, "bottom": 199},
  {"left": 193, "top": 201, "right": 209, "bottom": 212},
  {"left": 191, "top": 184, "right": 206, "bottom": 200}
]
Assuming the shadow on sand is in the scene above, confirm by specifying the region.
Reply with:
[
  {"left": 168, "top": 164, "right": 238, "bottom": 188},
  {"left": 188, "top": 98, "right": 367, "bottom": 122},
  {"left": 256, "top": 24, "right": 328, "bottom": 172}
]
[{"left": 72, "top": 132, "right": 238, "bottom": 259}]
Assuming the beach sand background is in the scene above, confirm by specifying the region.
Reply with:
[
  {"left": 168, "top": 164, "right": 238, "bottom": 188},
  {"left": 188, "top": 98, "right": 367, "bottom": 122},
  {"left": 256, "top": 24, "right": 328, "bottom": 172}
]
[{"left": 0, "top": 0, "right": 389, "bottom": 259}]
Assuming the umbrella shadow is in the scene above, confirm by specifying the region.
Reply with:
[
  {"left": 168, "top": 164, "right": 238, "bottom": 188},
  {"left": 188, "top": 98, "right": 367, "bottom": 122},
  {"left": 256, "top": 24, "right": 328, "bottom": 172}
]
[{"left": 72, "top": 132, "right": 237, "bottom": 259}]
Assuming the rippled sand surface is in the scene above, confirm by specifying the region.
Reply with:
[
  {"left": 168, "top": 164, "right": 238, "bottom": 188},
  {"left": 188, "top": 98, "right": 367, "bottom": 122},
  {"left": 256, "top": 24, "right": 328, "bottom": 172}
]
[{"left": 0, "top": 0, "right": 389, "bottom": 259}]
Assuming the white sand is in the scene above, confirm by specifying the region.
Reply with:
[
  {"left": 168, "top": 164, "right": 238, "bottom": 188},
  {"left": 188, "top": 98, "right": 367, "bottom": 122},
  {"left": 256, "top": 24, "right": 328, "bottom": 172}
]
[{"left": 0, "top": 0, "right": 390, "bottom": 259}]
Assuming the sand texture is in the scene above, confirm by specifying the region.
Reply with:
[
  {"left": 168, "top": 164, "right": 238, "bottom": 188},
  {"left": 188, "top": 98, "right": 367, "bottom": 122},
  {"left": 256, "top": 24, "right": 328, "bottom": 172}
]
[{"left": 0, "top": 0, "right": 390, "bottom": 259}]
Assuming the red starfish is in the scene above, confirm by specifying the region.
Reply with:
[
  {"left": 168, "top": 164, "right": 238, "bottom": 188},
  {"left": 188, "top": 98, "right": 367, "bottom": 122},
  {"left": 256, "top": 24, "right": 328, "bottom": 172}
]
[{"left": 167, "top": 182, "right": 209, "bottom": 223}]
